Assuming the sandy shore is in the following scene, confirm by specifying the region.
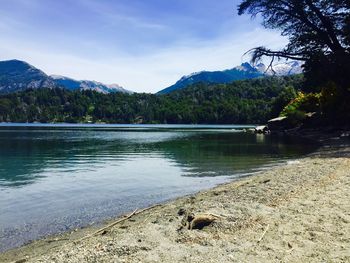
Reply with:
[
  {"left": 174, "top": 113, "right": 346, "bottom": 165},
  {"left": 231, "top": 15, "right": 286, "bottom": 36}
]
[{"left": 1, "top": 136, "right": 349, "bottom": 263}]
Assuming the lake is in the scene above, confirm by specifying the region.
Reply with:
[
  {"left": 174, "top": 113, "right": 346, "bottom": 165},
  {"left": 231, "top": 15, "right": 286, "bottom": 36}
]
[{"left": 0, "top": 124, "right": 318, "bottom": 252}]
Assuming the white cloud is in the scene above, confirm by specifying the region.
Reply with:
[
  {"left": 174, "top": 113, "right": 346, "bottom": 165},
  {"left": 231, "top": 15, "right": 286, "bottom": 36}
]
[
  {"left": 76, "top": 0, "right": 168, "bottom": 30},
  {"left": 0, "top": 28, "right": 287, "bottom": 93}
]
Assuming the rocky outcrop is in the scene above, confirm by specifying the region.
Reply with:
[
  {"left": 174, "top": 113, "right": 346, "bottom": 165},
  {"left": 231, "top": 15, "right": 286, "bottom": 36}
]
[
  {"left": 267, "top": 116, "right": 292, "bottom": 132},
  {"left": 254, "top": 125, "right": 269, "bottom": 134}
]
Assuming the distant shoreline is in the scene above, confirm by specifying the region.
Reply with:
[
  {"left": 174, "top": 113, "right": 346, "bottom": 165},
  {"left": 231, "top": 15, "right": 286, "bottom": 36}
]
[{"left": 0, "top": 122, "right": 257, "bottom": 129}]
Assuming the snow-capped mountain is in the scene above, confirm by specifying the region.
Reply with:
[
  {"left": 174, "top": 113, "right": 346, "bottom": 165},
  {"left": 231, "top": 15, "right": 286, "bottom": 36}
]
[
  {"left": 0, "top": 59, "right": 131, "bottom": 94},
  {"left": 263, "top": 61, "right": 303, "bottom": 76},
  {"left": 158, "top": 62, "right": 262, "bottom": 94},
  {"left": 235, "top": 61, "right": 303, "bottom": 76},
  {"left": 158, "top": 61, "right": 303, "bottom": 94},
  {"left": 51, "top": 75, "right": 132, "bottom": 94}
]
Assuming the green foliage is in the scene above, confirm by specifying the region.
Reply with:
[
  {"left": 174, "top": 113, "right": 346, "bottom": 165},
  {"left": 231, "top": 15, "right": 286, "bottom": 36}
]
[
  {"left": 0, "top": 75, "right": 302, "bottom": 124},
  {"left": 280, "top": 91, "right": 321, "bottom": 124},
  {"left": 281, "top": 92, "right": 321, "bottom": 116}
]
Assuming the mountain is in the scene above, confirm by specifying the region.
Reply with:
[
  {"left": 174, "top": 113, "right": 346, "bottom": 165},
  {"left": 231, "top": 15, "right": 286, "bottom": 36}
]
[
  {"left": 0, "top": 59, "right": 131, "bottom": 94},
  {"left": 158, "top": 61, "right": 303, "bottom": 94},
  {"left": 259, "top": 61, "right": 303, "bottom": 76},
  {"left": 0, "top": 60, "right": 57, "bottom": 94},
  {"left": 51, "top": 75, "right": 132, "bottom": 94}
]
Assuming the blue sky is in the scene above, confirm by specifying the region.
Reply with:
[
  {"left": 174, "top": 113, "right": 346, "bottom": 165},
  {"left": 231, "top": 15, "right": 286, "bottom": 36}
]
[{"left": 0, "top": 0, "right": 286, "bottom": 92}]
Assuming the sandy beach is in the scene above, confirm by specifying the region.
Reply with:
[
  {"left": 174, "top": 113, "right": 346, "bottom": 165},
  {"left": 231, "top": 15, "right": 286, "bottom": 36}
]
[{"left": 1, "top": 135, "right": 349, "bottom": 263}]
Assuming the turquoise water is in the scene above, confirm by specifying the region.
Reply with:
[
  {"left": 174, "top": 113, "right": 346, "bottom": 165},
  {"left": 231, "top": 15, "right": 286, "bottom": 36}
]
[{"left": 0, "top": 124, "right": 318, "bottom": 251}]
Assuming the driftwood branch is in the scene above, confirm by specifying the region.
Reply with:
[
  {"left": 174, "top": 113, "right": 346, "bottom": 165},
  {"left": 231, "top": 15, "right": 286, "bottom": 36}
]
[{"left": 74, "top": 204, "right": 162, "bottom": 244}]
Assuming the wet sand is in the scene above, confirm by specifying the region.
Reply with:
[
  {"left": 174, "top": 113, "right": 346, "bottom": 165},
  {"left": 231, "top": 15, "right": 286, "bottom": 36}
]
[{"left": 1, "top": 136, "right": 349, "bottom": 263}]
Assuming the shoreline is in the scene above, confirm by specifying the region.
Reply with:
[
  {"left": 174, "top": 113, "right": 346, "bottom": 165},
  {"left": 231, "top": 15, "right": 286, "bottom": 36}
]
[
  {"left": 1, "top": 135, "right": 349, "bottom": 262},
  {"left": 0, "top": 122, "right": 256, "bottom": 128}
]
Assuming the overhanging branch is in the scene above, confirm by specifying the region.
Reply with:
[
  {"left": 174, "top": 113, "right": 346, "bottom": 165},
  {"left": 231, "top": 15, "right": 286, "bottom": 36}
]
[{"left": 244, "top": 47, "right": 308, "bottom": 64}]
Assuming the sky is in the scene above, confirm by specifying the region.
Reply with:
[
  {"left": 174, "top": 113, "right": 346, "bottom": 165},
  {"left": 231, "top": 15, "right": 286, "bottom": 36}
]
[{"left": 0, "top": 0, "right": 287, "bottom": 93}]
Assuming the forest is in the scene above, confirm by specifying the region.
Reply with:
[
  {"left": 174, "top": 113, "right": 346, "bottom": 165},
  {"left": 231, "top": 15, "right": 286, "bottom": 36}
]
[{"left": 0, "top": 76, "right": 301, "bottom": 124}]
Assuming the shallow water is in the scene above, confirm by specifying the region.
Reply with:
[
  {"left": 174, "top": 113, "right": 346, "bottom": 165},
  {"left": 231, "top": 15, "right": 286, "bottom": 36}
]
[{"left": 0, "top": 124, "right": 318, "bottom": 251}]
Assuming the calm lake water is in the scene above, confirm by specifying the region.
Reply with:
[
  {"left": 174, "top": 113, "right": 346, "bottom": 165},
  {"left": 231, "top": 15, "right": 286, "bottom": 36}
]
[{"left": 0, "top": 124, "right": 318, "bottom": 252}]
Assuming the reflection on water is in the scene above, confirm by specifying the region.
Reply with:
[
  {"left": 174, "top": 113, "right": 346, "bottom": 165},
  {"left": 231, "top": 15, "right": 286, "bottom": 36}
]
[{"left": 0, "top": 126, "right": 318, "bottom": 252}]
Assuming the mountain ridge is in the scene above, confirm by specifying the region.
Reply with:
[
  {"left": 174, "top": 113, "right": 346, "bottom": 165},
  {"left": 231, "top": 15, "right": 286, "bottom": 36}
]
[
  {"left": 0, "top": 59, "right": 57, "bottom": 93},
  {"left": 157, "top": 61, "right": 303, "bottom": 94},
  {"left": 51, "top": 75, "right": 132, "bottom": 94},
  {"left": 0, "top": 60, "right": 130, "bottom": 94},
  {"left": 0, "top": 59, "right": 302, "bottom": 95}
]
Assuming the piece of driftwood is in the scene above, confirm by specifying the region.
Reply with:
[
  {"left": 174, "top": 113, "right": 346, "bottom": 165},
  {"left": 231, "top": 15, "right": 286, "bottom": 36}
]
[
  {"left": 73, "top": 209, "right": 138, "bottom": 244},
  {"left": 190, "top": 214, "right": 217, "bottom": 230},
  {"left": 183, "top": 213, "right": 222, "bottom": 230},
  {"left": 46, "top": 238, "right": 70, "bottom": 243}
]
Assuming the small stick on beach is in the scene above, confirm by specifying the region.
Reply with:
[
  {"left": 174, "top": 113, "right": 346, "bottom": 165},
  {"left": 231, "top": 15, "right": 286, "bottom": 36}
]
[
  {"left": 74, "top": 204, "right": 162, "bottom": 244},
  {"left": 257, "top": 224, "right": 270, "bottom": 243}
]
